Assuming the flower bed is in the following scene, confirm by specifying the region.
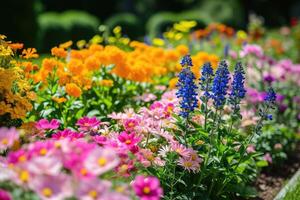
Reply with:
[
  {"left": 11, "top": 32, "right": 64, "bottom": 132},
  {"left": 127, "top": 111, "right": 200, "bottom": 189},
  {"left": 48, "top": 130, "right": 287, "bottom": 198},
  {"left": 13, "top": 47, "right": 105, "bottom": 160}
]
[{"left": 0, "top": 20, "right": 299, "bottom": 200}]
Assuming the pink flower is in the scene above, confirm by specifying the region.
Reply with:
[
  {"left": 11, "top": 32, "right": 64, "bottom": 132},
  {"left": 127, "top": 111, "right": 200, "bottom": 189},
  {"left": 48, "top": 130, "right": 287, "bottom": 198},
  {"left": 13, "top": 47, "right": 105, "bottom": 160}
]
[
  {"left": 93, "top": 135, "right": 107, "bottom": 145},
  {"left": 246, "top": 145, "right": 256, "bottom": 154},
  {"left": 240, "top": 44, "right": 263, "bottom": 58},
  {"left": 101, "top": 192, "right": 131, "bottom": 200},
  {"left": 171, "top": 142, "right": 190, "bottom": 158},
  {"left": 123, "top": 118, "right": 139, "bottom": 131},
  {"left": 76, "top": 178, "right": 111, "bottom": 200},
  {"left": 132, "top": 175, "right": 163, "bottom": 200},
  {"left": 28, "top": 141, "right": 55, "bottom": 157},
  {"left": 35, "top": 119, "right": 60, "bottom": 130},
  {"left": 84, "top": 148, "right": 119, "bottom": 176},
  {"left": 118, "top": 131, "right": 141, "bottom": 147},
  {"left": 52, "top": 129, "right": 84, "bottom": 140},
  {"left": 263, "top": 153, "right": 273, "bottom": 164},
  {"left": 178, "top": 157, "right": 200, "bottom": 173},
  {"left": 115, "top": 159, "right": 135, "bottom": 177},
  {"left": 135, "top": 93, "right": 157, "bottom": 102},
  {"left": 0, "top": 127, "right": 19, "bottom": 151},
  {"left": 0, "top": 189, "right": 12, "bottom": 200},
  {"left": 27, "top": 156, "right": 62, "bottom": 175},
  {"left": 76, "top": 116, "right": 101, "bottom": 132},
  {"left": 30, "top": 174, "right": 72, "bottom": 200}
]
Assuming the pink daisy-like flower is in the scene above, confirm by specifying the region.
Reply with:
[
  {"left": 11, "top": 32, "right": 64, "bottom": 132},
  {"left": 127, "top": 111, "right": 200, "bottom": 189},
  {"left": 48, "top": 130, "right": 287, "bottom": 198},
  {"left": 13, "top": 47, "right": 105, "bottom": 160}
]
[
  {"left": 27, "top": 141, "right": 55, "bottom": 157},
  {"left": 123, "top": 118, "right": 139, "bottom": 131},
  {"left": 0, "top": 127, "right": 19, "bottom": 151},
  {"left": 0, "top": 189, "right": 12, "bottom": 200},
  {"left": 246, "top": 145, "right": 256, "bottom": 154},
  {"left": 76, "top": 178, "right": 111, "bottom": 200},
  {"left": 27, "top": 156, "right": 62, "bottom": 176},
  {"left": 84, "top": 148, "right": 119, "bottom": 176},
  {"left": 170, "top": 142, "right": 190, "bottom": 158},
  {"left": 51, "top": 129, "right": 84, "bottom": 140},
  {"left": 132, "top": 175, "right": 163, "bottom": 200},
  {"left": 115, "top": 159, "right": 135, "bottom": 177},
  {"left": 118, "top": 131, "right": 141, "bottom": 147},
  {"left": 35, "top": 119, "right": 60, "bottom": 131},
  {"left": 178, "top": 157, "right": 200, "bottom": 173},
  {"left": 93, "top": 135, "right": 107, "bottom": 145},
  {"left": 30, "top": 174, "right": 72, "bottom": 200},
  {"left": 76, "top": 116, "right": 101, "bottom": 132}
]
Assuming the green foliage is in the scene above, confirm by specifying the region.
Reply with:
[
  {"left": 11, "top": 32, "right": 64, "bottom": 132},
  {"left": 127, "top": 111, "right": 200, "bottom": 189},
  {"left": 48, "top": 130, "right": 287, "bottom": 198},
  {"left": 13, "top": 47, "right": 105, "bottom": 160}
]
[
  {"left": 37, "top": 10, "right": 100, "bottom": 51},
  {"left": 146, "top": 0, "right": 243, "bottom": 38}
]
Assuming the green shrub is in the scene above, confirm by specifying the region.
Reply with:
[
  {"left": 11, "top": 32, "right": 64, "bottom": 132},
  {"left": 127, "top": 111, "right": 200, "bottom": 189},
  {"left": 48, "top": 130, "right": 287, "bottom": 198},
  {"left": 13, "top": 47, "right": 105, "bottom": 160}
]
[{"left": 37, "top": 10, "right": 99, "bottom": 51}]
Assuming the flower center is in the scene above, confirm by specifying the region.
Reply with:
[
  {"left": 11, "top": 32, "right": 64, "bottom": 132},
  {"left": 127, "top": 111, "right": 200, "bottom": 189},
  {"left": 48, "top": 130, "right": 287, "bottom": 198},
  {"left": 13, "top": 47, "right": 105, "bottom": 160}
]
[
  {"left": 18, "top": 155, "right": 26, "bottom": 162},
  {"left": 88, "top": 190, "right": 98, "bottom": 198},
  {"left": 97, "top": 157, "right": 107, "bottom": 166},
  {"left": 84, "top": 122, "right": 90, "bottom": 127},
  {"left": 42, "top": 187, "right": 53, "bottom": 197},
  {"left": 39, "top": 148, "right": 47, "bottom": 156},
  {"left": 184, "top": 161, "right": 193, "bottom": 167},
  {"left": 125, "top": 140, "right": 132, "bottom": 145},
  {"left": 1, "top": 138, "right": 8, "bottom": 145},
  {"left": 128, "top": 122, "right": 135, "bottom": 127},
  {"left": 19, "top": 170, "right": 29, "bottom": 182},
  {"left": 80, "top": 168, "right": 88, "bottom": 176},
  {"left": 143, "top": 186, "right": 151, "bottom": 194}
]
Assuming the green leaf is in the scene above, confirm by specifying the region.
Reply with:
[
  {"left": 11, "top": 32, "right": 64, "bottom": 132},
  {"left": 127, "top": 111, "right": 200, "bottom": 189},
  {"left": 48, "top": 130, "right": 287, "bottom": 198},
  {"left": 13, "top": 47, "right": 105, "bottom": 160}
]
[{"left": 256, "top": 160, "right": 269, "bottom": 167}]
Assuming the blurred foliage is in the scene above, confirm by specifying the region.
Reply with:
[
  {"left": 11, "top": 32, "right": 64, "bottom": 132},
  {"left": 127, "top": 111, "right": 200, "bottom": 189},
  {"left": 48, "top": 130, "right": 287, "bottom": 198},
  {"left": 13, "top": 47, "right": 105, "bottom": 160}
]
[
  {"left": 146, "top": 0, "right": 243, "bottom": 38},
  {"left": 37, "top": 10, "right": 99, "bottom": 51}
]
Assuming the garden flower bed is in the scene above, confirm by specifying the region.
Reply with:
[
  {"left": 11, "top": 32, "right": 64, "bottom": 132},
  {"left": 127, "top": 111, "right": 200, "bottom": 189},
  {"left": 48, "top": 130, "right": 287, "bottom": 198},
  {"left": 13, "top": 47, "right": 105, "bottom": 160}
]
[{"left": 0, "top": 20, "right": 299, "bottom": 200}]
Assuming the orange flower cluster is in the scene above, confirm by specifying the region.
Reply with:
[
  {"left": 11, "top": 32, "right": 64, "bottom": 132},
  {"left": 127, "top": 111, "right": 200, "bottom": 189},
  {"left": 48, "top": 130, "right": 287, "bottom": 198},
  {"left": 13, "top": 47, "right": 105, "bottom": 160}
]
[
  {"left": 0, "top": 36, "right": 34, "bottom": 119},
  {"left": 193, "top": 23, "right": 235, "bottom": 40}
]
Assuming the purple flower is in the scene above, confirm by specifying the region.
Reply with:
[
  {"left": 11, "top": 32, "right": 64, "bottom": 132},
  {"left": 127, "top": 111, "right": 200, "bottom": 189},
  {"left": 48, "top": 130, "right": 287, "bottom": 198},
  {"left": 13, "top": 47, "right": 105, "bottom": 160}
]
[
  {"left": 263, "top": 74, "right": 276, "bottom": 83},
  {"left": 76, "top": 116, "right": 101, "bottom": 132},
  {"left": 132, "top": 175, "right": 163, "bottom": 200},
  {"left": 36, "top": 119, "right": 60, "bottom": 130}
]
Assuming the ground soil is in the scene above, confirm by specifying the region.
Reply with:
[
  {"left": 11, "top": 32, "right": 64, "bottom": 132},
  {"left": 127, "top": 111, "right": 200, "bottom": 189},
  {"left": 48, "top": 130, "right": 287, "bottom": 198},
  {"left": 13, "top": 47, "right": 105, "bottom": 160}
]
[{"left": 252, "top": 144, "right": 300, "bottom": 200}]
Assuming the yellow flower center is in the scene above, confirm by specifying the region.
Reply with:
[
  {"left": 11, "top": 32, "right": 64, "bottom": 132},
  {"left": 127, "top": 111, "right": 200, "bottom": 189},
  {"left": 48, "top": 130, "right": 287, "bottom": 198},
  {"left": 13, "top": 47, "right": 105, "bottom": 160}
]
[
  {"left": 18, "top": 155, "right": 26, "bottom": 162},
  {"left": 39, "top": 148, "right": 47, "bottom": 156},
  {"left": 125, "top": 140, "right": 132, "bottom": 145},
  {"left": 184, "top": 161, "right": 193, "bottom": 167},
  {"left": 19, "top": 170, "right": 29, "bottom": 182},
  {"left": 143, "top": 186, "right": 151, "bottom": 194},
  {"left": 1, "top": 138, "right": 8, "bottom": 145},
  {"left": 128, "top": 122, "right": 135, "bottom": 127},
  {"left": 97, "top": 157, "right": 107, "bottom": 166},
  {"left": 80, "top": 168, "right": 88, "bottom": 176},
  {"left": 42, "top": 187, "right": 53, "bottom": 197},
  {"left": 88, "top": 190, "right": 98, "bottom": 198}
]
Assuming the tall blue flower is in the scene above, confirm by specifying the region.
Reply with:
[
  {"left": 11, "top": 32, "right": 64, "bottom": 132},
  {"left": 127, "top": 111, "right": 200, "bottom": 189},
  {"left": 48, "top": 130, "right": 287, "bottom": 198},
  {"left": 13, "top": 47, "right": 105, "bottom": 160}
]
[
  {"left": 199, "top": 62, "right": 214, "bottom": 99},
  {"left": 176, "top": 55, "right": 198, "bottom": 118},
  {"left": 212, "top": 60, "right": 230, "bottom": 109},
  {"left": 229, "top": 62, "right": 246, "bottom": 113},
  {"left": 264, "top": 87, "right": 276, "bottom": 105}
]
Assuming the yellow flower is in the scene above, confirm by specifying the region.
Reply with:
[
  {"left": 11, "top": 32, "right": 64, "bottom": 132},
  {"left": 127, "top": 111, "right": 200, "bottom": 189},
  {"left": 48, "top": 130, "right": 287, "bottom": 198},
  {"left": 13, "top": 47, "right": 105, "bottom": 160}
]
[
  {"left": 89, "top": 35, "right": 103, "bottom": 44},
  {"left": 113, "top": 26, "right": 122, "bottom": 35},
  {"left": 169, "top": 77, "right": 178, "bottom": 89},
  {"left": 152, "top": 38, "right": 165, "bottom": 47}
]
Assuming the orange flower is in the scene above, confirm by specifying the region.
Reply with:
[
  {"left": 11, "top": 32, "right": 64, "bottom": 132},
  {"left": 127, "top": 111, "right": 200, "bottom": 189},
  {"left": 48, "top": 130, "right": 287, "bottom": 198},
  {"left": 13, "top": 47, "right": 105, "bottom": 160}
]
[
  {"left": 51, "top": 47, "right": 67, "bottom": 58},
  {"left": 21, "top": 48, "right": 39, "bottom": 59},
  {"left": 52, "top": 96, "right": 67, "bottom": 103},
  {"left": 99, "top": 79, "right": 114, "bottom": 87},
  {"left": 9, "top": 43, "right": 24, "bottom": 50},
  {"left": 65, "top": 83, "right": 82, "bottom": 98},
  {"left": 169, "top": 77, "right": 178, "bottom": 89},
  {"left": 59, "top": 41, "right": 73, "bottom": 49}
]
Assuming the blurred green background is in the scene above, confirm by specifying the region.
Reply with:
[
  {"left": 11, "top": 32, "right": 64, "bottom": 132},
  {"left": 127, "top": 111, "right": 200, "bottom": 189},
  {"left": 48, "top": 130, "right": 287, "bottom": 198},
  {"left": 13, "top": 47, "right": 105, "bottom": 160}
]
[{"left": 1, "top": 0, "right": 299, "bottom": 51}]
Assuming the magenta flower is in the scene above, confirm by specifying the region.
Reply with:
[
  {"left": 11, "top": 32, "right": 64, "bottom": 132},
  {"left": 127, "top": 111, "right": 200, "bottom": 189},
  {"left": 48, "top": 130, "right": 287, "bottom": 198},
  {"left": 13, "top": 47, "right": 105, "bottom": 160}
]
[
  {"left": 35, "top": 119, "right": 60, "bottom": 131},
  {"left": 76, "top": 116, "right": 101, "bottom": 132},
  {"left": 0, "top": 127, "right": 19, "bottom": 151},
  {"left": 132, "top": 175, "right": 163, "bottom": 200},
  {"left": 123, "top": 118, "right": 139, "bottom": 131},
  {"left": 84, "top": 148, "right": 119, "bottom": 176},
  {"left": 0, "top": 189, "right": 12, "bottom": 200},
  {"left": 93, "top": 135, "right": 107, "bottom": 145},
  {"left": 51, "top": 129, "right": 84, "bottom": 140},
  {"left": 118, "top": 131, "right": 141, "bottom": 147},
  {"left": 240, "top": 44, "right": 263, "bottom": 58}
]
